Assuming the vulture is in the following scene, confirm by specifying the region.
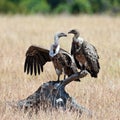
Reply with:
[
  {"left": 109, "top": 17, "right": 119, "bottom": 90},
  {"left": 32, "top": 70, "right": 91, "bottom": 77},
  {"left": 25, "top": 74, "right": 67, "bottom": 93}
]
[
  {"left": 68, "top": 29, "right": 100, "bottom": 78},
  {"left": 24, "top": 32, "right": 80, "bottom": 82}
]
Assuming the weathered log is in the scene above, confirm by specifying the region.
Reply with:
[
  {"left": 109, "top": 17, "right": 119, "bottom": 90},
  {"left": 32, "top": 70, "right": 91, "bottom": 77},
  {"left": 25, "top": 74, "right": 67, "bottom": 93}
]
[{"left": 11, "top": 70, "right": 91, "bottom": 117}]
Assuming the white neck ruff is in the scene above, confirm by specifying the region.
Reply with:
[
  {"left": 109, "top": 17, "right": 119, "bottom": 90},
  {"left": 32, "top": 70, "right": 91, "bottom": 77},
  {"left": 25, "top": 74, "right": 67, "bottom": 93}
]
[
  {"left": 49, "top": 33, "right": 60, "bottom": 57},
  {"left": 54, "top": 35, "right": 59, "bottom": 45},
  {"left": 49, "top": 44, "right": 60, "bottom": 57},
  {"left": 74, "top": 37, "right": 84, "bottom": 44}
]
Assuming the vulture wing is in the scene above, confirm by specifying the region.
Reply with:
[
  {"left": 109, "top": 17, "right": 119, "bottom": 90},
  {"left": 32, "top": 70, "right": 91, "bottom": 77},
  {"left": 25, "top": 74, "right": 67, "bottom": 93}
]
[
  {"left": 24, "top": 45, "right": 51, "bottom": 75},
  {"left": 82, "top": 41, "right": 100, "bottom": 77},
  {"left": 60, "top": 48, "right": 80, "bottom": 81},
  {"left": 60, "top": 48, "right": 74, "bottom": 66}
]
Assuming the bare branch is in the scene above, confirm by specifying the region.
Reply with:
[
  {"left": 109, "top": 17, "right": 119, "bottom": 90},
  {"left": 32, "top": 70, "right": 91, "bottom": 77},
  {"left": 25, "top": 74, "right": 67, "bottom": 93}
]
[{"left": 58, "top": 70, "right": 88, "bottom": 88}]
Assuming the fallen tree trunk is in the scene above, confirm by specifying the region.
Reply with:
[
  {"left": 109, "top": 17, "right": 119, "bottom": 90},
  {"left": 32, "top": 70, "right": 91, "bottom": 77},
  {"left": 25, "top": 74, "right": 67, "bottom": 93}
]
[{"left": 13, "top": 70, "right": 91, "bottom": 117}]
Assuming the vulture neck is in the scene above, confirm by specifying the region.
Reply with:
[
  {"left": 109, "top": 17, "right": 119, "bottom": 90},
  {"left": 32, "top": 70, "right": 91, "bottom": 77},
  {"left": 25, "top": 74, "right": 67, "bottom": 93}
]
[
  {"left": 73, "top": 34, "right": 84, "bottom": 44},
  {"left": 49, "top": 36, "right": 60, "bottom": 57},
  {"left": 54, "top": 35, "right": 59, "bottom": 46},
  {"left": 74, "top": 32, "right": 80, "bottom": 39}
]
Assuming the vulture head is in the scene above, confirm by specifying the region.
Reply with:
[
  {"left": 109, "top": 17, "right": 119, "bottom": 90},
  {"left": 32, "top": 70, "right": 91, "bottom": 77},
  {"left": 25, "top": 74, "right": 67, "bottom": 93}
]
[
  {"left": 50, "top": 32, "right": 67, "bottom": 57},
  {"left": 54, "top": 32, "right": 67, "bottom": 45},
  {"left": 57, "top": 32, "right": 67, "bottom": 38},
  {"left": 68, "top": 29, "right": 80, "bottom": 38}
]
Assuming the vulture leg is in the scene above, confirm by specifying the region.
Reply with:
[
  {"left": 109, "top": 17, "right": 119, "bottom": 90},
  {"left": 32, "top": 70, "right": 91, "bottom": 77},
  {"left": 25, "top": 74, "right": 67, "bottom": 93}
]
[
  {"left": 64, "top": 75, "right": 66, "bottom": 79},
  {"left": 57, "top": 75, "right": 60, "bottom": 82}
]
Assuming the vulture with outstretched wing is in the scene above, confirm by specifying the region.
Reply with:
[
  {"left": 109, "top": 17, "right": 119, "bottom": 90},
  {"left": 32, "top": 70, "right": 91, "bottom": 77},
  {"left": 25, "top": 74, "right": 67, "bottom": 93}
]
[
  {"left": 24, "top": 32, "right": 80, "bottom": 82},
  {"left": 68, "top": 29, "right": 100, "bottom": 78}
]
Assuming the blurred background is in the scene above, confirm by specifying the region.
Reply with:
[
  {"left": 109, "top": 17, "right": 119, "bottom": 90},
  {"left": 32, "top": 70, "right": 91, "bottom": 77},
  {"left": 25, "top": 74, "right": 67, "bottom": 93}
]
[{"left": 0, "top": 0, "right": 120, "bottom": 15}]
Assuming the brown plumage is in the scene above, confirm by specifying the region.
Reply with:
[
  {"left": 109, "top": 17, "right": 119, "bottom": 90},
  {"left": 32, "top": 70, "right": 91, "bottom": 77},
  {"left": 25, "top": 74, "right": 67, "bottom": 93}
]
[
  {"left": 24, "top": 32, "right": 80, "bottom": 82},
  {"left": 24, "top": 45, "right": 51, "bottom": 75},
  {"left": 68, "top": 29, "right": 100, "bottom": 78}
]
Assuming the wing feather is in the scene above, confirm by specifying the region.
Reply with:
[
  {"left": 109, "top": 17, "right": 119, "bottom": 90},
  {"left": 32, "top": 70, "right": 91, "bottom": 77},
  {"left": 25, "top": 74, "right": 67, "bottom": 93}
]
[
  {"left": 33, "top": 58, "right": 37, "bottom": 75},
  {"left": 29, "top": 57, "right": 33, "bottom": 75},
  {"left": 24, "top": 45, "right": 51, "bottom": 75},
  {"left": 30, "top": 57, "right": 33, "bottom": 75},
  {"left": 26, "top": 57, "right": 30, "bottom": 74},
  {"left": 35, "top": 55, "right": 40, "bottom": 74},
  {"left": 60, "top": 48, "right": 80, "bottom": 81},
  {"left": 82, "top": 41, "right": 100, "bottom": 77},
  {"left": 37, "top": 54, "right": 44, "bottom": 72}
]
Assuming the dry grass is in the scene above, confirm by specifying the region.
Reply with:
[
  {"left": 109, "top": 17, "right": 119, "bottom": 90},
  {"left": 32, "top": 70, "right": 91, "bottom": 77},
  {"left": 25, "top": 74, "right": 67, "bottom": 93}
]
[{"left": 0, "top": 15, "right": 120, "bottom": 120}]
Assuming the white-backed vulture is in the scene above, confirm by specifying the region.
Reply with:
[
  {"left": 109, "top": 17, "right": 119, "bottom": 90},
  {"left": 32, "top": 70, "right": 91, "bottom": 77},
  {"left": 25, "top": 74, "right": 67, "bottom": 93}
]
[
  {"left": 24, "top": 32, "right": 80, "bottom": 82},
  {"left": 68, "top": 29, "right": 100, "bottom": 78}
]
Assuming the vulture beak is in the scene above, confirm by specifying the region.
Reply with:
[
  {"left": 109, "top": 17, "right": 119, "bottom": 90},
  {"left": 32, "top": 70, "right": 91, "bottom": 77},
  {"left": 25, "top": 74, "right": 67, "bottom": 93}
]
[
  {"left": 68, "top": 30, "right": 72, "bottom": 34},
  {"left": 61, "top": 33, "right": 67, "bottom": 37},
  {"left": 68, "top": 29, "right": 78, "bottom": 35}
]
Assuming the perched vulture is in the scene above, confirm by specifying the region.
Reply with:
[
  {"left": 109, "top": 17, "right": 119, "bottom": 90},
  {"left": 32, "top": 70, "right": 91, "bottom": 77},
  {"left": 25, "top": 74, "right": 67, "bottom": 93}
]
[
  {"left": 68, "top": 29, "right": 100, "bottom": 78},
  {"left": 24, "top": 32, "right": 80, "bottom": 82}
]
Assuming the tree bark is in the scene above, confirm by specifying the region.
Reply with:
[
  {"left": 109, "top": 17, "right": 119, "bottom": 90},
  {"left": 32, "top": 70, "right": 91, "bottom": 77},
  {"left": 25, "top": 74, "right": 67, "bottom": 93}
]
[{"left": 10, "top": 70, "right": 91, "bottom": 117}]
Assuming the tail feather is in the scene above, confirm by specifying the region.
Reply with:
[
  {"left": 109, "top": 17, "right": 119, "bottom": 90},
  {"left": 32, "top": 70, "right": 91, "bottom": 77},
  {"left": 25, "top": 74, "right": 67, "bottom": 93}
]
[
  {"left": 90, "top": 70, "right": 98, "bottom": 78},
  {"left": 91, "top": 73, "right": 97, "bottom": 78}
]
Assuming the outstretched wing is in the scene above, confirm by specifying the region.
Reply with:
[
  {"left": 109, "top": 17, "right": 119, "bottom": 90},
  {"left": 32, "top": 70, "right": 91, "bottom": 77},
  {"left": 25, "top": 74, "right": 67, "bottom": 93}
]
[
  {"left": 82, "top": 41, "right": 100, "bottom": 77},
  {"left": 24, "top": 45, "right": 51, "bottom": 75}
]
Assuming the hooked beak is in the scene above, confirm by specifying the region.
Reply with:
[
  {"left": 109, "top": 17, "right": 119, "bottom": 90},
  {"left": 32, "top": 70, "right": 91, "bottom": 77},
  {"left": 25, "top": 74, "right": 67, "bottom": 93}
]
[
  {"left": 68, "top": 30, "right": 72, "bottom": 34},
  {"left": 61, "top": 33, "right": 67, "bottom": 37}
]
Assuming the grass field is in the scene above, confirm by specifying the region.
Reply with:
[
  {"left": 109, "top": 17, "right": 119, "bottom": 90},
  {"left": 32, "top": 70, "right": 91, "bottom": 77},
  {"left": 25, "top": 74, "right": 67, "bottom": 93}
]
[{"left": 0, "top": 15, "right": 120, "bottom": 120}]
